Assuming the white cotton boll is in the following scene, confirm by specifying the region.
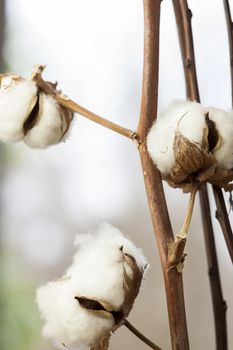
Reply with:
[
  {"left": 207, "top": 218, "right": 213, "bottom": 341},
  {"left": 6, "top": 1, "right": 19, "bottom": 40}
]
[
  {"left": 24, "top": 93, "right": 68, "bottom": 149},
  {"left": 37, "top": 279, "right": 114, "bottom": 350},
  {"left": 207, "top": 107, "right": 233, "bottom": 169},
  {"left": 36, "top": 223, "right": 148, "bottom": 350},
  {"left": 147, "top": 100, "right": 206, "bottom": 175},
  {"left": 68, "top": 223, "right": 148, "bottom": 311},
  {"left": 0, "top": 78, "right": 37, "bottom": 142}
]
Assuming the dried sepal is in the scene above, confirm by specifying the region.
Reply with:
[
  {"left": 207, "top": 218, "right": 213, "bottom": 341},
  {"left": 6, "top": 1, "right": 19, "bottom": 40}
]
[
  {"left": 90, "top": 334, "right": 111, "bottom": 350},
  {"left": 119, "top": 250, "right": 143, "bottom": 324},
  {"left": 74, "top": 296, "right": 119, "bottom": 321},
  {"left": 170, "top": 130, "right": 216, "bottom": 184}
]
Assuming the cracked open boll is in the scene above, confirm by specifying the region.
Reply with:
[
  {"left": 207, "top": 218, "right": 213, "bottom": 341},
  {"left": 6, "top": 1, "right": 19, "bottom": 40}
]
[
  {"left": 36, "top": 223, "right": 148, "bottom": 350},
  {"left": 147, "top": 100, "right": 233, "bottom": 192},
  {"left": 0, "top": 73, "right": 73, "bottom": 148}
]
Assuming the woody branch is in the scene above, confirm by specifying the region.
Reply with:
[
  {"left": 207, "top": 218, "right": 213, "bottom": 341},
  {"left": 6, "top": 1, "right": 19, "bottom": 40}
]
[{"left": 172, "top": 1, "right": 228, "bottom": 349}]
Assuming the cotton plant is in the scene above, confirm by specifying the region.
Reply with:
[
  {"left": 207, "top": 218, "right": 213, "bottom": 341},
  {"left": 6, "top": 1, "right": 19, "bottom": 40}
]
[
  {"left": 0, "top": 63, "right": 231, "bottom": 348},
  {"left": 36, "top": 223, "right": 148, "bottom": 350},
  {"left": 147, "top": 100, "right": 233, "bottom": 259},
  {"left": 0, "top": 66, "right": 158, "bottom": 350}
]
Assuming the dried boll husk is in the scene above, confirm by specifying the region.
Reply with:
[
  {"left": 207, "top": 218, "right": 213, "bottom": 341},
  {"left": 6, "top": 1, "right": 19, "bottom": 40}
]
[
  {"left": 24, "top": 93, "right": 73, "bottom": 148},
  {"left": 0, "top": 74, "right": 37, "bottom": 142},
  {"left": 36, "top": 223, "right": 148, "bottom": 350},
  {"left": 147, "top": 100, "right": 233, "bottom": 192}
]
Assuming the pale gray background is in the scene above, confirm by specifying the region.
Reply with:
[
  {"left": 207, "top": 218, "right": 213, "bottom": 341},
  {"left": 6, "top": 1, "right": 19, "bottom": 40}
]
[{"left": 1, "top": 0, "right": 232, "bottom": 349}]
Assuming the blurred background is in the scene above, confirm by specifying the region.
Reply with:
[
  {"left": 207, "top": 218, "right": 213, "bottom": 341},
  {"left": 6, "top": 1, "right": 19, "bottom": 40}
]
[{"left": 0, "top": 0, "right": 232, "bottom": 349}]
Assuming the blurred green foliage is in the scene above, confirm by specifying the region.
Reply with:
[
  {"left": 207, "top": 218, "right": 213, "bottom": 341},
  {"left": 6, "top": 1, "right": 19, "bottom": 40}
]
[{"left": 0, "top": 253, "right": 42, "bottom": 350}]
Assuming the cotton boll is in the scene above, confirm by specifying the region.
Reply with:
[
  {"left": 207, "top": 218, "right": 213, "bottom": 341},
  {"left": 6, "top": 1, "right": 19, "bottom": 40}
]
[
  {"left": 36, "top": 223, "right": 148, "bottom": 350},
  {"left": 24, "top": 93, "right": 72, "bottom": 149},
  {"left": 147, "top": 100, "right": 206, "bottom": 175},
  {"left": 68, "top": 223, "right": 148, "bottom": 310},
  {"left": 0, "top": 76, "right": 37, "bottom": 142},
  {"left": 207, "top": 107, "right": 233, "bottom": 169}
]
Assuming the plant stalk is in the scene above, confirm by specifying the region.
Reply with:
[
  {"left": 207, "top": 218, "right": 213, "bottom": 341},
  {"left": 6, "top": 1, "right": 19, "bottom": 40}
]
[{"left": 137, "top": 1, "right": 189, "bottom": 349}]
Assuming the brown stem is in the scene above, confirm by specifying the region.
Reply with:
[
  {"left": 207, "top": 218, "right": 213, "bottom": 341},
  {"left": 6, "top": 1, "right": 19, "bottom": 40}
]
[
  {"left": 32, "top": 65, "right": 134, "bottom": 140},
  {"left": 221, "top": 0, "right": 233, "bottom": 264},
  {"left": 137, "top": 1, "right": 189, "bottom": 349},
  {"left": 169, "top": 189, "right": 197, "bottom": 265},
  {"left": 124, "top": 319, "right": 162, "bottom": 350},
  {"left": 213, "top": 186, "right": 233, "bottom": 263},
  {"left": 211, "top": 186, "right": 233, "bottom": 264},
  {"left": 199, "top": 186, "right": 228, "bottom": 350},
  {"left": 173, "top": 0, "right": 228, "bottom": 348},
  {"left": 58, "top": 98, "right": 134, "bottom": 139},
  {"left": 223, "top": 0, "right": 233, "bottom": 105},
  {"left": 172, "top": 0, "right": 199, "bottom": 100}
]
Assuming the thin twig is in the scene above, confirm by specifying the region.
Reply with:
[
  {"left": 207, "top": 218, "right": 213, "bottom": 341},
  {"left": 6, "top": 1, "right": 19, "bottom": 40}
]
[
  {"left": 58, "top": 98, "right": 134, "bottom": 139},
  {"left": 173, "top": 0, "right": 228, "bottom": 348},
  {"left": 31, "top": 65, "right": 135, "bottom": 140},
  {"left": 124, "top": 319, "right": 162, "bottom": 350},
  {"left": 223, "top": 0, "right": 233, "bottom": 105},
  {"left": 173, "top": 0, "right": 200, "bottom": 100},
  {"left": 169, "top": 189, "right": 197, "bottom": 265},
  {"left": 137, "top": 1, "right": 189, "bottom": 349},
  {"left": 213, "top": 186, "right": 233, "bottom": 263},
  {"left": 200, "top": 186, "right": 228, "bottom": 350},
  {"left": 221, "top": 0, "right": 233, "bottom": 264}
]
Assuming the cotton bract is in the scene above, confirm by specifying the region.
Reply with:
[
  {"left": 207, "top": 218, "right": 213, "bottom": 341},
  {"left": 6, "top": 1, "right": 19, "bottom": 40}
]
[
  {"left": 147, "top": 100, "right": 233, "bottom": 191},
  {"left": 36, "top": 223, "right": 148, "bottom": 350}
]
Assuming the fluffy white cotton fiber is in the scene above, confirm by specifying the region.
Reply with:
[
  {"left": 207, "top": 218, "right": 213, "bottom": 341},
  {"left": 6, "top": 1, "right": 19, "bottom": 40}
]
[
  {"left": 147, "top": 100, "right": 206, "bottom": 175},
  {"left": 38, "top": 279, "right": 114, "bottom": 350},
  {"left": 206, "top": 106, "right": 233, "bottom": 169},
  {"left": 24, "top": 93, "right": 68, "bottom": 148},
  {"left": 0, "top": 77, "right": 37, "bottom": 142},
  {"left": 36, "top": 223, "right": 148, "bottom": 350}
]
